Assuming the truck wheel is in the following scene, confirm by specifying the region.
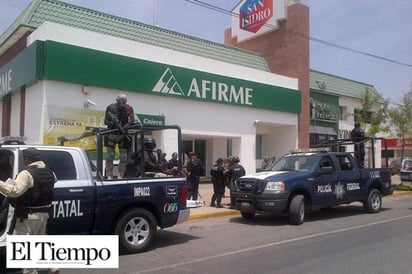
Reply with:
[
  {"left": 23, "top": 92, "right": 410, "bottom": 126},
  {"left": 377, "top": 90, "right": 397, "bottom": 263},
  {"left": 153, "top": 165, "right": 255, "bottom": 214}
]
[
  {"left": 363, "top": 189, "right": 382, "bottom": 213},
  {"left": 289, "top": 195, "right": 305, "bottom": 225},
  {"left": 115, "top": 208, "right": 157, "bottom": 254},
  {"left": 241, "top": 211, "right": 255, "bottom": 219}
]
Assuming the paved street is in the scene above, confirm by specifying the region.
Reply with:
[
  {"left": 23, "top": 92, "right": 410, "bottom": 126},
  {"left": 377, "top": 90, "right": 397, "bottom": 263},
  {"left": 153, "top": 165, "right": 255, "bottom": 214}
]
[
  {"left": 62, "top": 193, "right": 412, "bottom": 274},
  {"left": 189, "top": 175, "right": 411, "bottom": 220}
]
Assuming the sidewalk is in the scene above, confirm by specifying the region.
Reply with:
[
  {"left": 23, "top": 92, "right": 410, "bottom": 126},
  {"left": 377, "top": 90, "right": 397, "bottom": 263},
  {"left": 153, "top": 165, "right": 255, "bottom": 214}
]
[
  {"left": 188, "top": 183, "right": 239, "bottom": 220},
  {"left": 187, "top": 176, "right": 412, "bottom": 221}
]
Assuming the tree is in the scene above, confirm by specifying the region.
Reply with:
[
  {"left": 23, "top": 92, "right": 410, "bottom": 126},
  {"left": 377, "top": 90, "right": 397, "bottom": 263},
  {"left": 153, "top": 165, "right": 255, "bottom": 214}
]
[
  {"left": 354, "top": 87, "right": 389, "bottom": 136},
  {"left": 388, "top": 88, "right": 412, "bottom": 163}
]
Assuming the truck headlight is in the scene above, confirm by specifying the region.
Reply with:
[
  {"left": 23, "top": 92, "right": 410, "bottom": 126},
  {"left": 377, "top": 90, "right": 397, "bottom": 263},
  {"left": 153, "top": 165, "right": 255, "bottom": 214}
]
[{"left": 265, "top": 181, "right": 285, "bottom": 191}]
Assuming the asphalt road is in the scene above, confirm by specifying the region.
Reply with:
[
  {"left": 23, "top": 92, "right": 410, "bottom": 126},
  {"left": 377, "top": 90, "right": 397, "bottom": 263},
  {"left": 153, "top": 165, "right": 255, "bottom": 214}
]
[{"left": 53, "top": 194, "right": 412, "bottom": 274}]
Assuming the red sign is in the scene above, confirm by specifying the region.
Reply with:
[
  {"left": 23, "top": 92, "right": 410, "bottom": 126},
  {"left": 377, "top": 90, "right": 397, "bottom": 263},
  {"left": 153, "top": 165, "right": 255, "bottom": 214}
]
[
  {"left": 383, "top": 138, "right": 412, "bottom": 147},
  {"left": 239, "top": 0, "right": 273, "bottom": 33}
]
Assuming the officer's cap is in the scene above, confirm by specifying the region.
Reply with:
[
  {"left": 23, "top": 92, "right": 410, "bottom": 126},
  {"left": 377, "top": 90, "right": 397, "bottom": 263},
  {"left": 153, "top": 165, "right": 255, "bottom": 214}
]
[{"left": 23, "top": 148, "right": 41, "bottom": 160}]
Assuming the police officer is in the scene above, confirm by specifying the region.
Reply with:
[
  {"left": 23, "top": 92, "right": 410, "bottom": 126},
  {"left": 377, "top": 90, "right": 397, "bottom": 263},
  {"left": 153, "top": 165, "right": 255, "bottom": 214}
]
[
  {"left": 210, "top": 158, "right": 226, "bottom": 208},
  {"left": 350, "top": 121, "right": 366, "bottom": 168},
  {"left": 0, "top": 148, "right": 57, "bottom": 274},
  {"left": 104, "top": 93, "right": 135, "bottom": 179},
  {"left": 186, "top": 152, "right": 204, "bottom": 200},
  {"left": 167, "top": 152, "right": 180, "bottom": 176},
  {"left": 228, "top": 156, "right": 246, "bottom": 208},
  {"left": 143, "top": 137, "right": 162, "bottom": 173}
]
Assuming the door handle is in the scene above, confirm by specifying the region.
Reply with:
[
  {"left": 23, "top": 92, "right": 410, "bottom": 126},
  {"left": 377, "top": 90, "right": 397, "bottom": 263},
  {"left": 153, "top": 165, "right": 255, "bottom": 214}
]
[{"left": 69, "top": 189, "right": 85, "bottom": 193}]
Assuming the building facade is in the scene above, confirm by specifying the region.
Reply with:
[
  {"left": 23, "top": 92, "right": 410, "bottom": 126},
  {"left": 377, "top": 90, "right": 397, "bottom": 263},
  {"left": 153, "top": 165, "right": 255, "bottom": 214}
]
[
  {"left": 309, "top": 70, "right": 385, "bottom": 167},
  {"left": 0, "top": 0, "right": 386, "bottom": 174},
  {"left": 0, "top": 0, "right": 305, "bottom": 173}
]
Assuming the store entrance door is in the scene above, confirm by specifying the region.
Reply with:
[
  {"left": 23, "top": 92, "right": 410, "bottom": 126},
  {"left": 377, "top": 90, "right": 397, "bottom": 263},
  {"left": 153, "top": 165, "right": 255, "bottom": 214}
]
[{"left": 182, "top": 139, "right": 206, "bottom": 171}]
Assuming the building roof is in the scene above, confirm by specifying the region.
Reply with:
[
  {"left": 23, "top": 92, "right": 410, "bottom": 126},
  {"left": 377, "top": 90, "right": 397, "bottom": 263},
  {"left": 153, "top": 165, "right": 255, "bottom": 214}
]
[
  {"left": 0, "top": 0, "right": 270, "bottom": 71},
  {"left": 310, "top": 69, "right": 384, "bottom": 102}
]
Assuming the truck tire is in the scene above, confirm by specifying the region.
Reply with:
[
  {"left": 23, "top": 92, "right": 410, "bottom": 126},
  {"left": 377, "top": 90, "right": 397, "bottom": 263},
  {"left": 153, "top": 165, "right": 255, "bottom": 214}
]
[
  {"left": 289, "top": 195, "right": 305, "bottom": 225},
  {"left": 241, "top": 211, "right": 255, "bottom": 219},
  {"left": 363, "top": 189, "right": 382, "bottom": 213},
  {"left": 115, "top": 208, "right": 157, "bottom": 254}
]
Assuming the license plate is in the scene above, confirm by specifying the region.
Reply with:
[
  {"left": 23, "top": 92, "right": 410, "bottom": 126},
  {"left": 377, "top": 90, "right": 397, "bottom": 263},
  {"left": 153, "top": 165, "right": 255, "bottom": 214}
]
[{"left": 241, "top": 202, "right": 251, "bottom": 207}]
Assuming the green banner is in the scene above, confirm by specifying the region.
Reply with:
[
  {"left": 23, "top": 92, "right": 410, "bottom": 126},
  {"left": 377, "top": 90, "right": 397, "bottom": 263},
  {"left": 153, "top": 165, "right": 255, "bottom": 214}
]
[
  {"left": 1, "top": 40, "right": 301, "bottom": 113},
  {"left": 0, "top": 42, "right": 42, "bottom": 96},
  {"left": 136, "top": 114, "right": 165, "bottom": 126}
]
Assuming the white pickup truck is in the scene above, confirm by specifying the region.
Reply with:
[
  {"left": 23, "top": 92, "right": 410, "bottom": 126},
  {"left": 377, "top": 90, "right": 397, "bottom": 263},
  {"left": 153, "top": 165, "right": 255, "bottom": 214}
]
[{"left": 0, "top": 123, "right": 190, "bottom": 265}]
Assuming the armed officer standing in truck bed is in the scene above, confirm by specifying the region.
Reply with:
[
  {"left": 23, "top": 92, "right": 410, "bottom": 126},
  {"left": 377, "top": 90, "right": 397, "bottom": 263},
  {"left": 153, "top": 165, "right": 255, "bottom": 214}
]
[
  {"left": 350, "top": 121, "right": 366, "bottom": 168},
  {"left": 104, "top": 93, "right": 135, "bottom": 179}
]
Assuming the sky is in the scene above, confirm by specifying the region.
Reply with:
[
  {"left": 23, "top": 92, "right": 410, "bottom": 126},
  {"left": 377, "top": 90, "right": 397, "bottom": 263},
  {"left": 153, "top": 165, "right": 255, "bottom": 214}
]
[{"left": 0, "top": 0, "right": 411, "bottom": 103}]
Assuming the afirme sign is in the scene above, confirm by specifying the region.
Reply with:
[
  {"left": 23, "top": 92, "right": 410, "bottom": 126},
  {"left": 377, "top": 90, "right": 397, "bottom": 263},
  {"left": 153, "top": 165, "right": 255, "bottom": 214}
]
[
  {"left": 232, "top": 0, "right": 287, "bottom": 42},
  {"left": 0, "top": 40, "right": 301, "bottom": 113}
]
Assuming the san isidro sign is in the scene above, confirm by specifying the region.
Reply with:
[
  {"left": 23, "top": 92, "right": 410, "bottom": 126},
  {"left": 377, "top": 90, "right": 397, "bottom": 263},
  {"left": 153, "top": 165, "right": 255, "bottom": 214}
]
[
  {"left": 240, "top": 0, "right": 273, "bottom": 33},
  {"left": 232, "top": 0, "right": 288, "bottom": 42}
]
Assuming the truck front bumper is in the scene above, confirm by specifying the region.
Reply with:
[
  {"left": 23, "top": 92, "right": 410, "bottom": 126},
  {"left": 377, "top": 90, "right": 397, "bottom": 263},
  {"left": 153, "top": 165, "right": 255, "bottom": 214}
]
[{"left": 233, "top": 192, "right": 289, "bottom": 214}]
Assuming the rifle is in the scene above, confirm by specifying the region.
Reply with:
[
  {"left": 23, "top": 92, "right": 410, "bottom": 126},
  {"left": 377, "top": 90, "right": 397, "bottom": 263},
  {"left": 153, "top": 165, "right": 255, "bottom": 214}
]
[{"left": 107, "top": 111, "right": 130, "bottom": 141}]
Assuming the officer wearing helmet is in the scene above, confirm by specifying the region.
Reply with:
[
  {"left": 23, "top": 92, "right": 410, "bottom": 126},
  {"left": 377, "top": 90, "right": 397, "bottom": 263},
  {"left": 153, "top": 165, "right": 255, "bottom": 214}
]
[
  {"left": 143, "top": 137, "right": 162, "bottom": 173},
  {"left": 104, "top": 93, "right": 135, "bottom": 179},
  {"left": 228, "top": 156, "right": 245, "bottom": 208},
  {"left": 210, "top": 157, "right": 225, "bottom": 208}
]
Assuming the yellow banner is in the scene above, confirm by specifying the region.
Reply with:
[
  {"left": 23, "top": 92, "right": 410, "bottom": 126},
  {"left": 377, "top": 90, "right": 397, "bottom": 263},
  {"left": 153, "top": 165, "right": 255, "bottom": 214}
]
[{"left": 44, "top": 106, "right": 105, "bottom": 150}]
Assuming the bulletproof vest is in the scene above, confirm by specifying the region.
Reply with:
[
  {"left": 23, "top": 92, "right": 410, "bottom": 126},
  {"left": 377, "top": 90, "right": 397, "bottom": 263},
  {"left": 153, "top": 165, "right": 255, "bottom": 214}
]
[
  {"left": 16, "top": 165, "right": 56, "bottom": 208},
  {"left": 188, "top": 159, "right": 204, "bottom": 177},
  {"left": 231, "top": 164, "right": 245, "bottom": 179},
  {"left": 108, "top": 103, "right": 131, "bottom": 127},
  {"left": 211, "top": 165, "right": 225, "bottom": 182},
  {"left": 145, "top": 149, "right": 160, "bottom": 172}
]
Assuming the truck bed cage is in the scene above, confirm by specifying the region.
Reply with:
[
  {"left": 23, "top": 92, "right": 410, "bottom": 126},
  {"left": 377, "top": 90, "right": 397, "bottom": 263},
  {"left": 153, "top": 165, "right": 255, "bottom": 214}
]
[
  {"left": 58, "top": 122, "right": 183, "bottom": 180},
  {"left": 96, "top": 122, "right": 183, "bottom": 179},
  {"left": 312, "top": 137, "right": 389, "bottom": 169}
]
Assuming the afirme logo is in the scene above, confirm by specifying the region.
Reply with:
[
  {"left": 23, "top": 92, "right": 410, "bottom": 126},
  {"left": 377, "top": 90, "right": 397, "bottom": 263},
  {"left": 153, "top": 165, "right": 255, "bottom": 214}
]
[
  {"left": 240, "top": 0, "right": 273, "bottom": 33},
  {"left": 6, "top": 235, "right": 118, "bottom": 269},
  {"left": 153, "top": 68, "right": 254, "bottom": 106},
  {"left": 152, "top": 68, "right": 185, "bottom": 96}
]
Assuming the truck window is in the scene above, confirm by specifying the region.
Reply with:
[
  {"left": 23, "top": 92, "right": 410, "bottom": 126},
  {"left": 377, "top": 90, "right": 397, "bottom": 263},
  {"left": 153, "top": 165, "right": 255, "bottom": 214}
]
[
  {"left": 319, "top": 156, "right": 334, "bottom": 171},
  {"left": 336, "top": 155, "right": 353, "bottom": 171},
  {"left": 40, "top": 151, "right": 77, "bottom": 180}
]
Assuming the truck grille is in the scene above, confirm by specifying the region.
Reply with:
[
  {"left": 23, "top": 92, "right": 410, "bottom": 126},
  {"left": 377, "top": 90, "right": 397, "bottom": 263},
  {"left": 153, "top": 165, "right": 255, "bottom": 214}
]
[{"left": 236, "top": 179, "right": 265, "bottom": 194}]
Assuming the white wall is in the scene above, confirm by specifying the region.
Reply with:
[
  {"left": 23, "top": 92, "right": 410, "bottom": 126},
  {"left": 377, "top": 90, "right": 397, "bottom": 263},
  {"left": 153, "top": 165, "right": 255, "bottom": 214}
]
[
  {"left": 27, "top": 22, "right": 298, "bottom": 91},
  {"left": 10, "top": 92, "right": 21, "bottom": 137}
]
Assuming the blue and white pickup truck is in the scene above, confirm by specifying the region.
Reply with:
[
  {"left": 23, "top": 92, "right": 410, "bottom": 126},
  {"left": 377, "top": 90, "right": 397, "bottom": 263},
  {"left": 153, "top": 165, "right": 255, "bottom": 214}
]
[
  {"left": 232, "top": 138, "right": 393, "bottom": 225},
  {"left": 0, "top": 124, "right": 189, "bottom": 259}
]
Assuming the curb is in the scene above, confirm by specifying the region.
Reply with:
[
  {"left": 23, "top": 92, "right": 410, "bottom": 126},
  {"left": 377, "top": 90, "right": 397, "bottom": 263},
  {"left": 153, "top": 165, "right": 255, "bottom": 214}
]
[
  {"left": 391, "top": 191, "right": 412, "bottom": 197},
  {"left": 188, "top": 209, "right": 239, "bottom": 221},
  {"left": 188, "top": 191, "right": 412, "bottom": 221}
]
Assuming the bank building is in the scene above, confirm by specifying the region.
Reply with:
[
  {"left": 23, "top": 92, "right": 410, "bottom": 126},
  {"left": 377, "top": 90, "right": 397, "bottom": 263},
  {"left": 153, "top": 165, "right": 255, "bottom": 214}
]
[{"left": 0, "top": 0, "right": 385, "bottom": 173}]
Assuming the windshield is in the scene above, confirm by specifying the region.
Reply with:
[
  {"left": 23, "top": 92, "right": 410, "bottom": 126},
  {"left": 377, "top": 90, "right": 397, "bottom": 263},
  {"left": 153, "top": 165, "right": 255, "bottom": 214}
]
[
  {"left": 266, "top": 154, "right": 317, "bottom": 172},
  {"left": 401, "top": 159, "right": 412, "bottom": 171}
]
